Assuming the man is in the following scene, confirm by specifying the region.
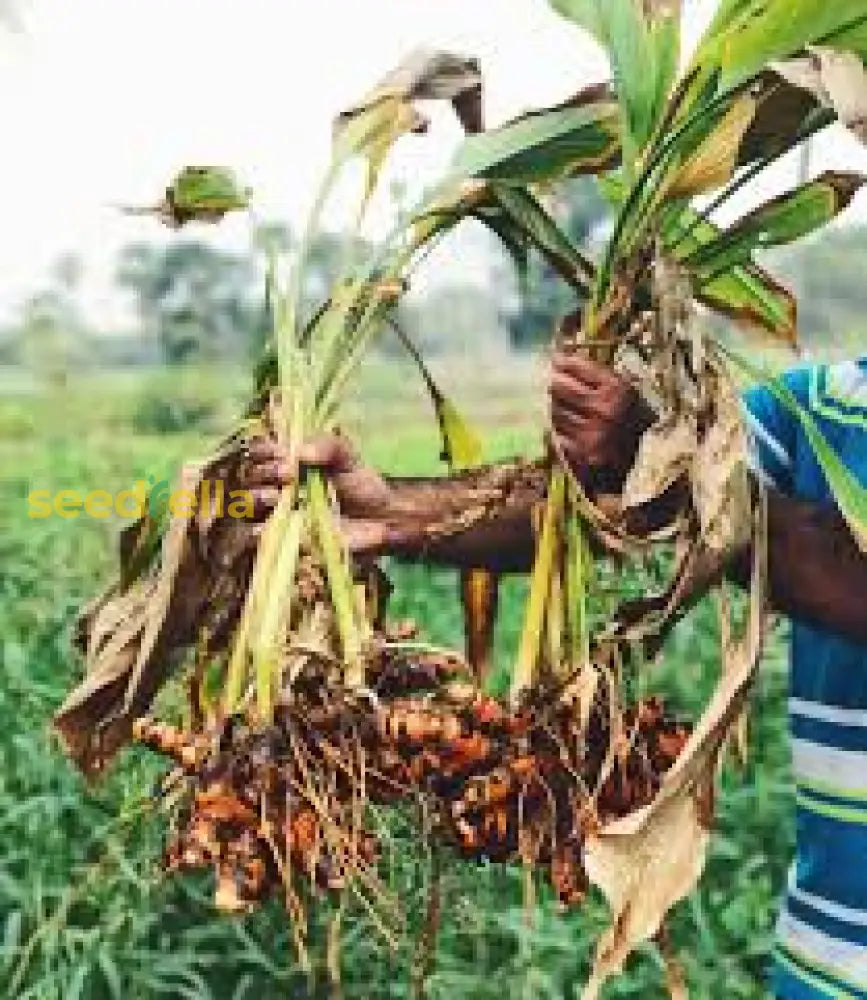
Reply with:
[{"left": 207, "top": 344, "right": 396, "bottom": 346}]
[{"left": 250, "top": 352, "right": 867, "bottom": 998}]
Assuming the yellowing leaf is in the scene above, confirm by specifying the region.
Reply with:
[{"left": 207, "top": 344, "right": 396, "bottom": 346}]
[
  {"left": 251, "top": 508, "right": 304, "bottom": 723},
  {"left": 668, "top": 95, "right": 757, "bottom": 197},
  {"left": 699, "top": 261, "right": 798, "bottom": 345},
  {"left": 308, "top": 472, "right": 368, "bottom": 687},
  {"left": 336, "top": 97, "right": 426, "bottom": 205},
  {"left": 439, "top": 398, "right": 482, "bottom": 469},
  {"left": 225, "top": 486, "right": 298, "bottom": 714},
  {"left": 386, "top": 317, "right": 483, "bottom": 470}
]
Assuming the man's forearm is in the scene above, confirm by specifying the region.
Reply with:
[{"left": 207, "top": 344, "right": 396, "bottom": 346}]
[
  {"left": 376, "top": 462, "right": 684, "bottom": 572},
  {"left": 732, "top": 490, "right": 867, "bottom": 644},
  {"left": 378, "top": 464, "right": 867, "bottom": 645},
  {"left": 379, "top": 461, "right": 546, "bottom": 573}
]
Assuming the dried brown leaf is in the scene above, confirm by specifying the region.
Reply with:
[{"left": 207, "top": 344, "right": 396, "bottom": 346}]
[
  {"left": 690, "top": 373, "right": 752, "bottom": 554},
  {"left": 582, "top": 497, "right": 768, "bottom": 998},
  {"left": 582, "top": 783, "right": 709, "bottom": 1000},
  {"left": 739, "top": 71, "right": 813, "bottom": 159},
  {"left": 621, "top": 415, "right": 696, "bottom": 511},
  {"left": 336, "top": 48, "right": 483, "bottom": 142},
  {"left": 335, "top": 49, "right": 482, "bottom": 206},
  {"left": 776, "top": 47, "right": 867, "bottom": 144},
  {"left": 54, "top": 440, "right": 259, "bottom": 775}
]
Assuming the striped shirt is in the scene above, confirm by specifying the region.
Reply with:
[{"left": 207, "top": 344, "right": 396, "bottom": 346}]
[{"left": 744, "top": 358, "right": 867, "bottom": 999}]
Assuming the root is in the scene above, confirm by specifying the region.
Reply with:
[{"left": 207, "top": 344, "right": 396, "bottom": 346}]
[{"left": 135, "top": 653, "right": 689, "bottom": 930}]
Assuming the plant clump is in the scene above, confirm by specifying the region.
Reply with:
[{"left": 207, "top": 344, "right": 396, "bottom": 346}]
[{"left": 53, "top": 2, "right": 867, "bottom": 995}]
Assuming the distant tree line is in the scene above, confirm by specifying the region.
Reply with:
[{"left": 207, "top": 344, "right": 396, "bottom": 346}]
[{"left": 2, "top": 186, "right": 867, "bottom": 373}]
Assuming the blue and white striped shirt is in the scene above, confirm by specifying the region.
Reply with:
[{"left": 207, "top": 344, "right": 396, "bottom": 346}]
[{"left": 745, "top": 357, "right": 867, "bottom": 999}]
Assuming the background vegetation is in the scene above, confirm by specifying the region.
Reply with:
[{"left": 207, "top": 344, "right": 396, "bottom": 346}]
[{"left": 1, "top": 202, "right": 864, "bottom": 997}]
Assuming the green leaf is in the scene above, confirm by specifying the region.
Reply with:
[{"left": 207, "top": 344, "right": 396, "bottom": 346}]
[
  {"left": 829, "top": 14, "right": 867, "bottom": 57},
  {"left": 492, "top": 184, "right": 595, "bottom": 290},
  {"left": 121, "top": 165, "right": 252, "bottom": 228},
  {"left": 548, "top": 0, "right": 605, "bottom": 41},
  {"left": 723, "top": 346, "right": 867, "bottom": 552},
  {"left": 691, "top": 0, "right": 867, "bottom": 96},
  {"left": 413, "top": 181, "right": 595, "bottom": 295},
  {"left": 605, "top": 3, "right": 866, "bottom": 294},
  {"left": 549, "top": 0, "right": 681, "bottom": 173},
  {"left": 170, "top": 166, "right": 251, "bottom": 215},
  {"left": 308, "top": 472, "right": 367, "bottom": 686},
  {"left": 451, "top": 85, "right": 619, "bottom": 183},
  {"left": 687, "top": 171, "right": 866, "bottom": 279},
  {"left": 591, "top": 73, "right": 732, "bottom": 302},
  {"left": 664, "top": 204, "right": 797, "bottom": 342}
]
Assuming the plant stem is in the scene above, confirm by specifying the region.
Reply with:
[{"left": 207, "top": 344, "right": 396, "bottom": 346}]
[
  {"left": 308, "top": 471, "right": 367, "bottom": 687},
  {"left": 511, "top": 470, "right": 566, "bottom": 705}
]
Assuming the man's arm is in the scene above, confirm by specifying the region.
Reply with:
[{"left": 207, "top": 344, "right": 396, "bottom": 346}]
[
  {"left": 379, "top": 357, "right": 867, "bottom": 644},
  {"left": 734, "top": 491, "right": 867, "bottom": 644},
  {"left": 378, "top": 466, "right": 544, "bottom": 572},
  {"left": 244, "top": 435, "right": 547, "bottom": 573},
  {"left": 382, "top": 472, "right": 867, "bottom": 646},
  {"left": 245, "top": 354, "right": 867, "bottom": 641}
]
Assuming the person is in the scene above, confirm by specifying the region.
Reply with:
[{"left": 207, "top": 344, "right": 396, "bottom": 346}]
[{"left": 247, "top": 352, "right": 867, "bottom": 999}]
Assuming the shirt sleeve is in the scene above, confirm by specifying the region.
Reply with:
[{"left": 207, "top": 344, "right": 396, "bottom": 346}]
[{"left": 741, "top": 366, "right": 811, "bottom": 497}]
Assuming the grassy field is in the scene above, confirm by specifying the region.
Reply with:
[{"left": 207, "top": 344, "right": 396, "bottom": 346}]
[{"left": 0, "top": 358, "right": 793, "bottom": 999}]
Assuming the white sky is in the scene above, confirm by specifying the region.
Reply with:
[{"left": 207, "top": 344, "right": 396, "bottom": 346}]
[{"left": 1, "top": 0, "right": 866, "bottom": 330}]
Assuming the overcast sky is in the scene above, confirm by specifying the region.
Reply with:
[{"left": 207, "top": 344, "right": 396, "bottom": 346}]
[{"left": 1, "top": 0, "right": 866, "bottom": 329}]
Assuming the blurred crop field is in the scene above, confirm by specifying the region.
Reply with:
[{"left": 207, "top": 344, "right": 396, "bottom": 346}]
[{"left": 0, "top": 357, "right": 793, "bottom": 1000}]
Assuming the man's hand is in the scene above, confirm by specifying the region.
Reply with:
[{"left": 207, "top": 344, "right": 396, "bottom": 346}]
[
  {"left": 243, "top": 434, "right": 398, "bottom": 554},
  {"left": 240, "top": 434, "right": 548, "bottom": 573},
  {"left": 549, "top": 352, "right": 653, "bottom": 494}
]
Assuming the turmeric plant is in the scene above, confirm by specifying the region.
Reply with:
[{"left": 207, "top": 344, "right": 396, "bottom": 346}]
[{"left": 54, "top": 3, "right": 867, "bottom": 995}]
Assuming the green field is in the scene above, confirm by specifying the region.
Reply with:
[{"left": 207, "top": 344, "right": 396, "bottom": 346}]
[{"left": 0, "top": 360, "right": 793, "bottom": 999}]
